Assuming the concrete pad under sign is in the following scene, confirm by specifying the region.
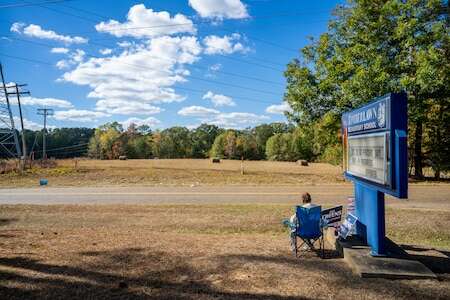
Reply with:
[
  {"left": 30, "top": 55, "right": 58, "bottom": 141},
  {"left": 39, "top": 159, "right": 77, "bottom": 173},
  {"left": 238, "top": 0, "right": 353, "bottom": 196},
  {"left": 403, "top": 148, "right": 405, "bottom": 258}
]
[
  {"left": 324, "top": 229, "right": 437, "bottom": 279},
  {"left": 343, "top": 246, "right": 437, "bottom": 279}
]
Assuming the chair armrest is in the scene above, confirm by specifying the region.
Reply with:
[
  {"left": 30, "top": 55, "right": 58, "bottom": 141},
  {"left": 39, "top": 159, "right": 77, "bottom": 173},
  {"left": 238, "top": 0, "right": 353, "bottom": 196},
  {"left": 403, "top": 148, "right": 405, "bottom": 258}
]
[{"left": 282, "top": 219, "right": 296, "bottom": 230}]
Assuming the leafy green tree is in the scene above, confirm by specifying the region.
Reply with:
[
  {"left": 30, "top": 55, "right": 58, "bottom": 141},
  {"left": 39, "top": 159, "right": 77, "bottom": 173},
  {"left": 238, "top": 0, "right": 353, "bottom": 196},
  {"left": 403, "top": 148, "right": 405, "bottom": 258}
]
[
  {"left": 423, "top": 102, "right": 450, "bottom": 178},
  {"left": 291, "top": 127, "right": 315, "bottom": 161},
  {"left": 266, "top": 133, "right": 295, "bottom": 161},
  {"left": 158, "top": 127, "right": 191, "bottom": 158},
  {"left": 191, "top": 124, "right": 221, "bottom": 158},
  {"left": 87, "top": 122, "right": 123, "bottom": 159},
  {"left": 224, "top": 130, "right": 238, "bottom": 159},
  {"left": 284, "top": 0, "right": 449, "bottom": 176},
  {"left": 210, "top": 130, "right": 240, "bottom": 159},
  {"left": 210, "top": 132, "right": 226, "bottom": 158},
  {"left": 253, "top": 124, "right": 274, "bottom": 159},
  {"left": 236, "top": 132, "right": 259, "bottom": 160}
]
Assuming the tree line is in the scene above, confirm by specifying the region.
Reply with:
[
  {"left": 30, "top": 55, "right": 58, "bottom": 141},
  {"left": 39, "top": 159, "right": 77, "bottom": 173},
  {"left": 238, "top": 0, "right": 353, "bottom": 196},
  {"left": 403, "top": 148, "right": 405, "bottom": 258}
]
[
  {"left": 0, "top": 121, "right": 340, "bottom": 164},
  {"left": 0, "top": 128, "right": 94, "bottom": 159},
  {"left": 86, "top": 121, "right": 339, "bottom": 163}
]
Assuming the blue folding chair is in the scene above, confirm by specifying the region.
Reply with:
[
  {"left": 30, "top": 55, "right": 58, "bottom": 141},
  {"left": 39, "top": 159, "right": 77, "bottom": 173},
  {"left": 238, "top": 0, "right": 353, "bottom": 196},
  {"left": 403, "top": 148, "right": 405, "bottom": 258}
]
[{"left": 293, "top": 205, "right": 324, "bottom": 258}]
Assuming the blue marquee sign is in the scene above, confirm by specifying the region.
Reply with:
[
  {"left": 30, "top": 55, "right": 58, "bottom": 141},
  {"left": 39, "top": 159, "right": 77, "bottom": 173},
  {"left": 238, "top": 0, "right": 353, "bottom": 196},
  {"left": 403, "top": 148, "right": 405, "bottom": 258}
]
[
  {"left": 342, "top": 93, "right": 408, "bottom": 198},
  {"left": 343, "top": 97, "right": 388, "bottom": 134},
  {"left": 341, "top": 92, "right": 408, "bottom": 256}
]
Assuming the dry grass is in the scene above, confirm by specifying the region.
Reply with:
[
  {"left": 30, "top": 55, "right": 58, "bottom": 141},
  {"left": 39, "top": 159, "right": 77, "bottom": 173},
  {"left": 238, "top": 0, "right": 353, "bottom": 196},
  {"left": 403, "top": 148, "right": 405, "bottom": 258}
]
[
  {"left": 0, "top": 159, "right": 345, "bottom": 188},
  {"left": 0, "top": 204, "right": 449, "bottom": 299}
]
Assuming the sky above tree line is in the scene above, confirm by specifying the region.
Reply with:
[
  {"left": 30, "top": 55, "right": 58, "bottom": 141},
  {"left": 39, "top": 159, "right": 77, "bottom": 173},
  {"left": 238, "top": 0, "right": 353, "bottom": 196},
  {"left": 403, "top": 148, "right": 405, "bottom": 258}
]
[{"left": 1, "top": 0, "right": 342, "bottom": 131}]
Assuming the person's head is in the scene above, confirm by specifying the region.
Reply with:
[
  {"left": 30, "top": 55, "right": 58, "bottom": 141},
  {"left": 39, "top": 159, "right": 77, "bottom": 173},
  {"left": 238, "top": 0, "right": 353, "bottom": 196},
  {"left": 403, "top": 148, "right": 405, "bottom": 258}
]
[{"left": 302, "top": 192, "right": 312, "bottom": 204}]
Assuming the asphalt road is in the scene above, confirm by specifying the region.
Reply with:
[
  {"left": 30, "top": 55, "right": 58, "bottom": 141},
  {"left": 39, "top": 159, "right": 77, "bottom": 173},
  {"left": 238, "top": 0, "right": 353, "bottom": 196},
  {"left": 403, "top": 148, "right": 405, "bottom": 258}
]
[{"left": 0, "top": 184, "right": 449, "bottom": 210}]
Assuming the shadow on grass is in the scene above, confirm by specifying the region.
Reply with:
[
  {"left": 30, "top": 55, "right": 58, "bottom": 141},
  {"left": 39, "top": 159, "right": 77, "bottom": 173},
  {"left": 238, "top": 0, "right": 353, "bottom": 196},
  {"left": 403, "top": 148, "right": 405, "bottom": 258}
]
[
  {"left": 216, "top": 252, "right": 450, "bottom": 299},
  {"left": 0, "top": 218, "right": 18, "bottom": 238},
  {"left": 0, "top": 246, "right": 449, "bottom": 299},
  {"left": 0, "top": 251, "right": 309, "bottom": 300},
  {"left": 408, "top": 176, "right": 450, "bottom": 183},
  {"left": 400, "top": 244, "right": 450, "bottom": 275},
  {"left": 0, "top": 218, "right": 18, "bottom": 226}
]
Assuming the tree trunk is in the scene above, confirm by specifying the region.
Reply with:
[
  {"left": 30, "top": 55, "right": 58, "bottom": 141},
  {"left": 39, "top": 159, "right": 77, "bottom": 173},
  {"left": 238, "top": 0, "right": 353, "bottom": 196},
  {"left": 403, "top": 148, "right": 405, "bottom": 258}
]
[
  {"left": 413, "top": 121, "right": 423, "bottom": 178},
  {"left": 434, "top": 168, "right": 440, "bottom": 180}
]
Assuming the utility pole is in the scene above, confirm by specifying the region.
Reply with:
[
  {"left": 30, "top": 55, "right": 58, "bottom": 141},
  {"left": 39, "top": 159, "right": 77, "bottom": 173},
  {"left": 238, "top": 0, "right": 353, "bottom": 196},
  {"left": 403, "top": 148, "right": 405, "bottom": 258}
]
[
  {"left": 0, "top": 62, "right": 22, "bottom": 159},
  {"left": 37, "top": 108, "right": 54, "bottom": 160},
  {"left": 6, "top": 83, "right": 30, "bottom": 171}
]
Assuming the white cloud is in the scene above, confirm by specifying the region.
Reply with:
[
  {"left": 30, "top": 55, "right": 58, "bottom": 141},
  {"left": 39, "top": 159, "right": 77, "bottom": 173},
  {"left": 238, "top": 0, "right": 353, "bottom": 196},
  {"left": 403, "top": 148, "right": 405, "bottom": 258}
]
[
  {"left": 117, "top": 41, "right": 133, "bottom": 48},
  {"left": 11, "top": 23, "right": 87, "bottom": 44},
  {"left": 95, "top": 99, "right": 162, "bottom": 115},
  {"left": 53, "top": 109, "right": 110, "bottom": 122},
  {"left": 178, "top": 105, "right": 220, "bottom": 117},
  {"left": 265, "top": 102, "right": 293, "bottom": 115},
  {"left": 121, "top": 116, "right": 160, "bottom": 130},
  {"left": 175, "top": 105, "right": 269, "bottom": 129},
  {"left": 205, "top": 63, "right": 222, "bottom": 78},
  {"left": 0, "top": 82, "right": 18, "bottom": 93},
  {"left": 55, "top": 49, "right": 86, "bottom": 69},
  {"left": 12, "top": 96, "right": 73, "bottom": 108},
  {"left": 205, "top": 112, "right": 269, "bottom": 128},
  {"left": 56, "top": 60, "right": 70, "bottom": 70},
  {"left": 189, "top": 0, "right": 249, "bottom": 19},
  {"left": 61, "top": 35, "right": 202, "bottom": 113},
  {"left": 71, "top": 49, "right": 85, "bottom": 63},
  {"left": 51, "top": 47, "right": 69, "bottom": 54},
  {"left": 10, "top": 22, "right": 25, "bottom": 33},
  {"left": 99, "top": 48, "right": 112, "bottom": 55},
  {"left": 10, "top": 116, "right": 48, "bottom": 131},
  {"left": 95, "top": 4, "right": 196, "bottom": 38},
  {"left": 209, "top": 63, "right": 222, "bottom": 72},
  {"left": 202, "top": 91, "right": 235, "bottom": 107},
  {"left": 203, "top": 33, "right": 249, "bottom": 55}
]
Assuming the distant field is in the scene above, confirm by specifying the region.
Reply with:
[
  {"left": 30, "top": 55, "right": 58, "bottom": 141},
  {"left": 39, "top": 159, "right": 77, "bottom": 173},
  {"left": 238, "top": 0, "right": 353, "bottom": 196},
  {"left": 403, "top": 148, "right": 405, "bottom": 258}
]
[{"left": 0, "top": 159, "right": 345, "bottom": 188}]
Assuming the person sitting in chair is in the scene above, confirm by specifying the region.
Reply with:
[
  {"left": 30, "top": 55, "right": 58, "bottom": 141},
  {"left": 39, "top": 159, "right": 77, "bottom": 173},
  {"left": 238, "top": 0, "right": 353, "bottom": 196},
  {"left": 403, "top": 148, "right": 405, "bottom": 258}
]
[
  {"left": 300, "top": 192, "right": 317, "bottom": 209},
  {"left": 289, "top": 192, "right": 317, "bottom": 250}
]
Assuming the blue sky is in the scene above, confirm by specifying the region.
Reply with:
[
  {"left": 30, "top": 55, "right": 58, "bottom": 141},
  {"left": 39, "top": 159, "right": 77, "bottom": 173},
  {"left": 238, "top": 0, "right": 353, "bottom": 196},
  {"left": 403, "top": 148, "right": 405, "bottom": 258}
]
[{"left": 1, "top": 0, "right": 341, "bottom": 130}]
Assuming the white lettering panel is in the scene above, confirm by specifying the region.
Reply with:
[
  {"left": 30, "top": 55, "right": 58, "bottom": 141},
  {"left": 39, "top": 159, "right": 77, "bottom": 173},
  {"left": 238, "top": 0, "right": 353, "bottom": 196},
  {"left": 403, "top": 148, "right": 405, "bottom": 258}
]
[{"left": 347, "top": 133, "right": 389, "bottom": 185}]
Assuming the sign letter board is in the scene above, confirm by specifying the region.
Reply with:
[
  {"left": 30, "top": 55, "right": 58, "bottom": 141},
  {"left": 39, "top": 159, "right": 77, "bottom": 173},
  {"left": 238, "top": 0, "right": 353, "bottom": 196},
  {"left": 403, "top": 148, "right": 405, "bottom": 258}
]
[{"left": 342, "top": 93, "right": 408, "bottom": 198}]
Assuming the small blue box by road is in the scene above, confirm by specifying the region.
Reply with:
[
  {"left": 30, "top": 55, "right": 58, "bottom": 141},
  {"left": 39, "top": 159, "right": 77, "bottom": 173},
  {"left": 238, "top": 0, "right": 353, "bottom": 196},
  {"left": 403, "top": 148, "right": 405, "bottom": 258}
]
[{"left": 39, "top": 179, "right": 48, "bottom": 186}]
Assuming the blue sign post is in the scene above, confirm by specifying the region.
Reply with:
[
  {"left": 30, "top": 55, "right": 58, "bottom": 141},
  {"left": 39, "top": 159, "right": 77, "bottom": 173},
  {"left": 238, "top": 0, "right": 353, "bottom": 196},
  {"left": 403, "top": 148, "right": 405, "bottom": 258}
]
[{"left": 342, "top": 93, "right": 408, "bottom": 256}]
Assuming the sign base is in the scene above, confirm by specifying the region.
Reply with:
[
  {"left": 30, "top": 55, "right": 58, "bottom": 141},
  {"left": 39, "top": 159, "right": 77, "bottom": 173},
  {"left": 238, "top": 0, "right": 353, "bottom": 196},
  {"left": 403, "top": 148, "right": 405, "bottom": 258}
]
[{"left": 354, "top": 182, "right": 386, "bottom": 256}]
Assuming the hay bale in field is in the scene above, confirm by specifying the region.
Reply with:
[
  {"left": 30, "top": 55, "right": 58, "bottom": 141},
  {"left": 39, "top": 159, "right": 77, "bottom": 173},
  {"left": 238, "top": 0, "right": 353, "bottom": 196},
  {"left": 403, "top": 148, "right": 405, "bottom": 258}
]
[
  {"left": 119, "top": 156, "right": 127, "bottom": 160},
  {"left": 297, "top": 160, "right": 309, "bottom": 166},
  {"left": 211, "top": 158, "right": 221, "bottom": 163},
  {"left": 0, "top": 160, "right": 7, "bottom": 174}
]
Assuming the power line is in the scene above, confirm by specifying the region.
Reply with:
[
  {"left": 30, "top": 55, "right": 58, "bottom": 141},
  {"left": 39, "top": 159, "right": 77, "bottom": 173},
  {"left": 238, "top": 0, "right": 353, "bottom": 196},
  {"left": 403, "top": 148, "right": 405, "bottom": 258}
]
[
  {"left": 0, "top": 51, "right": 281, "bottom": 105},
  {"left": 35, "top": 142, "right": 89, "bottom": 153},
  {"left": 14, "top": 3, "right": 328, "bottom": 54},
  {"left": 0, "top": 63, "right": 22, "bottom": 158},
  {"left": 37, "top": 108, "right": 54, "bottom": 159},
  {"left": 0, "top": 0, "right": 76, "bottom": 9},
  {"left": 7, "top": 36, "right": 284, "bottom": 83},
  {"left": 173, "top": 85, "right": 276, "bottom": 104},
  {"left": 33, "top": 5, "right": 333, "bottom": 32},
  {"left": 0, "top": 53, "right": 54, "bottom": 65},
  {"left": 21, "top": 0, "right": 100, "bottom": 23},
  {"left": 3, "top": 38, "right": 284, "bottom": 97},
  {"left": 82, "top": 38, "right": 285, "bottom": 83},
  {"left": 220, "top": 28, "right": 298, "bottom": 53},
  {"left": 86, "top": 38, "right": 285, "bottom": 72},
  {"left": 6, "top": 83, "right": 30, "bottom": 171}
]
